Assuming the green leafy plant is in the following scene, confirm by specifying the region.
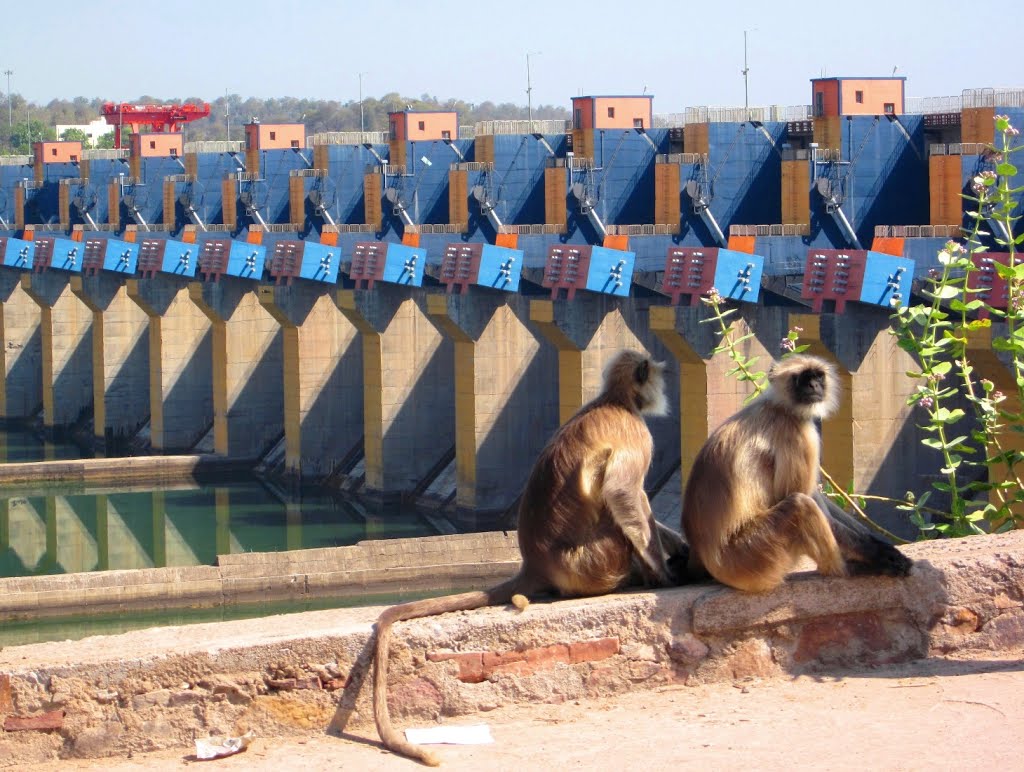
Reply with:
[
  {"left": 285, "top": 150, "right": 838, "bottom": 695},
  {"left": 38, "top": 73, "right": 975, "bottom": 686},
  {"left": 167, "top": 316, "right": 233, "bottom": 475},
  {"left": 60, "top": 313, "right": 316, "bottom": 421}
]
[{"left": 890, "top": 114, "right": 1022, "bottom": 537}]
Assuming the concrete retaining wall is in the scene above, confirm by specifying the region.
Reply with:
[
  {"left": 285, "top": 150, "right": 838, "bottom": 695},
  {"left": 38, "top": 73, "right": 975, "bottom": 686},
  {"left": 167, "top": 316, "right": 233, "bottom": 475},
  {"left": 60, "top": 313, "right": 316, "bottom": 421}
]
[
  {"left": 0, "top": 531, "right": 521, "bottom": 619},
  {"left": 1, "top": 530, "right": 1023, "bottom": 764}
]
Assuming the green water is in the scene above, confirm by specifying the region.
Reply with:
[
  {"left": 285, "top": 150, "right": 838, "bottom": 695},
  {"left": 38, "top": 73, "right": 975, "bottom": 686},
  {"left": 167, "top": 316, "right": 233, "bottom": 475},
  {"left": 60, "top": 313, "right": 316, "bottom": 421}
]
[
  {"left": 0, "top": 427, "right": 88, "bottom": 463},
  {"left": 0, "top": 478, "right": 439, "bottom": 579},
  {"left": 0, "top": 429, "right": 468, "bottom": 646}
]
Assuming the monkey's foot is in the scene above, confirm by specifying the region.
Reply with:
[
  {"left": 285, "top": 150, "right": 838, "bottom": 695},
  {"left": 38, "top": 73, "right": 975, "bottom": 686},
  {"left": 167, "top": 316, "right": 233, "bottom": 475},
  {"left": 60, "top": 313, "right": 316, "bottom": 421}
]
[
  {"left": 511, "top": 594, "right": 530, "bottom": 611},
  {"left": 847, "top": 540, "right": 913, "bottom": 577}
]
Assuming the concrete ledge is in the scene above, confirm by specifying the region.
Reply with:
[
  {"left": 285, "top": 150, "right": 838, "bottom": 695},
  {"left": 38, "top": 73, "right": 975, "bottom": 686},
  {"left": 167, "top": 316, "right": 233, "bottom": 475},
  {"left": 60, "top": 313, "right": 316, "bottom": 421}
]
[
  {"left": 0, "top": 454, "right": 256, "bottom": 487},
  {"left": 0, "top": 532, "right": 522, "bottom": 619},
  {"left": 0, "top": 531, "right": 1023, "bottom": 764}
]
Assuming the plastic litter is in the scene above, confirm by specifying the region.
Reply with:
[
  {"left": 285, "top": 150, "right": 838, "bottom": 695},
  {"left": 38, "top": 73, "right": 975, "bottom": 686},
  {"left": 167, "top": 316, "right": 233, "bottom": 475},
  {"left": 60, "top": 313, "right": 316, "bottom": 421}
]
[{"left": 194, "top": 730, "right": 255, "bottom": 760}]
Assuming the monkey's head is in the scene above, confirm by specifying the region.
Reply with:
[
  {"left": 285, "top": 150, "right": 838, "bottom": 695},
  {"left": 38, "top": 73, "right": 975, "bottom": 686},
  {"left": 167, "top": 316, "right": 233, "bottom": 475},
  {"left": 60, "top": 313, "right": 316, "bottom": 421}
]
[
  {"left": 603, "top": 349, "right": 669, "bottom": 417},
  {"left": 765, "top": 354, "right": 839, "bottom": 420}
]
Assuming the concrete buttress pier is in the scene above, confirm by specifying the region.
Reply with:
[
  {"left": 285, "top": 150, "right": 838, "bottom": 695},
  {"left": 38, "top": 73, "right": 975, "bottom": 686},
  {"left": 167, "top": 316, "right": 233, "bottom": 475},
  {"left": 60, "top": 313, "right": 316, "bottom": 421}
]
[
  {"left": 189, "top": 279, "right": 283, "bottom": 459},
  {"left": 792, "top": 310, "right": 923, "bottom": 536},
  {"left": 649, "top": 303, "right": 788, "bottom": 497},
  {"left": 126, "top": 278, "right": 213, "bottom": 452},
  {"left": 427, "top": 292, "right": 558, "bottom": 518},
  {"left": 336, "top": 286, "right": 454, "bottom": 501},
  {"left": 529, "top": 296, "right": 680, "bottom": 492},
  {"left": 965, "top": 327, "right": 1024, "bottom": 519},
  {"left": 70, "top": 275, "right": 149, "bottom": 450},
  {"left": 19, "top": 273, "right": 93, "bottom": 435},
  {"left": 258, "top": 283, "right": 363, "bottom": 480},
  {"left": 0, "top": 271, "right": 42, "bottom": 422}
]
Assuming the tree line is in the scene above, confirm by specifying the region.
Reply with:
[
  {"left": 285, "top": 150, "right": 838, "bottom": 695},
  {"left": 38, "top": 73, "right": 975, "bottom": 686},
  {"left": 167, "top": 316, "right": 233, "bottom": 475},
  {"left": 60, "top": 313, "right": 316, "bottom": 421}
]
[{"left": 0, "top": 92, "right": 571, "bottom": 154}]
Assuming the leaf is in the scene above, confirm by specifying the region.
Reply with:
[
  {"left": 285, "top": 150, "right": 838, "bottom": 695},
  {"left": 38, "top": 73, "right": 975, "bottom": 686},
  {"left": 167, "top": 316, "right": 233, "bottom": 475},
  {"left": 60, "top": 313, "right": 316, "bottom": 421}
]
[
  {"left": 996, "top": 162, "right": 1018, "bottom": 177},
  {"left": 929, "top": 285, "right": 961, "bottom": 299}
]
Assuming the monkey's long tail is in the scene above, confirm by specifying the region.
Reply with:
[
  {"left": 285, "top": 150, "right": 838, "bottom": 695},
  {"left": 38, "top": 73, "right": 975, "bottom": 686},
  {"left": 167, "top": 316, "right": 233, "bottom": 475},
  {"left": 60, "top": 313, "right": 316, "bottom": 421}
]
[{"left": 373, "top": 576, "right": 523, "bottom": 767}]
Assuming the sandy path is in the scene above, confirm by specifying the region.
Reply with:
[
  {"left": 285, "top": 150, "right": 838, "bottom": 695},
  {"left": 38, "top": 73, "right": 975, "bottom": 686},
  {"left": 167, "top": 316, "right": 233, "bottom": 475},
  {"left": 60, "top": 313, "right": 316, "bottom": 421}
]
[{"left": 17, "top": 648, "right": 1023, "bottom": 771}]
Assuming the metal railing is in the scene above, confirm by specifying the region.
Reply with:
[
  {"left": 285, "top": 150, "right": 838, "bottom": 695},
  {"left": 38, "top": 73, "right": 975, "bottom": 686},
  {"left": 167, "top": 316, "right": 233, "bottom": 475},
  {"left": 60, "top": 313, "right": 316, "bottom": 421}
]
[
  {"left": 905, "top": 95, "right": 962, "bottom": 114},
  {"left": 962, "top": 87, "right": 1024, "bottom": 109},
  {"left": 474, "top": 119, "right": 570, "bottom": 136},
  {"left": 183, "top": 141, "right": 244, "bottom": 154},
  {"left": 728, "top": 223, "right": 811, "bottom": 236},
  {"left": 874, "top": 224, "right": 962, "bottom": 238},
  {"left": 308, "top": 131, "right": 389, "bottom": 146},
  {"left": 929, "top": 142, "right": 990, "bottom": 156},
  {"left": 82, "top": 148, "right": 130, "bottom": 160},
  {"left": 0, "top": 155, "right": 32, "bottom": 166}
]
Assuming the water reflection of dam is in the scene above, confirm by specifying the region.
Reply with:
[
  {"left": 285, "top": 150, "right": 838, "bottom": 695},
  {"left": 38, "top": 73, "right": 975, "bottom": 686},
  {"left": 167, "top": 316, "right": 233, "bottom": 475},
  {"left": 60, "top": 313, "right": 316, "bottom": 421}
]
[{"left": 0, "top": 480, "right": 437, "bottom": 578}]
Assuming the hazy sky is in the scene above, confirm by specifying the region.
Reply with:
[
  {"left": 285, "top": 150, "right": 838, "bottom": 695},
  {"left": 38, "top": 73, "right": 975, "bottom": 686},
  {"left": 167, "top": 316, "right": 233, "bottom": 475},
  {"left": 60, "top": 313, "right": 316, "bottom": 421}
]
[{"left": 2, "top": 0, "right": 1004, "bottom": 113}]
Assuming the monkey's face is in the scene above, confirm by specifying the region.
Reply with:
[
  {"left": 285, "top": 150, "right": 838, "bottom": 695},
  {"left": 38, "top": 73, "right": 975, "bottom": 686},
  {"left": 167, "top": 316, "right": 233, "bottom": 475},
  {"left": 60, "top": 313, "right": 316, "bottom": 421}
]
[{"left": 792, "top": 368, "right": 827, "bottom": 406}]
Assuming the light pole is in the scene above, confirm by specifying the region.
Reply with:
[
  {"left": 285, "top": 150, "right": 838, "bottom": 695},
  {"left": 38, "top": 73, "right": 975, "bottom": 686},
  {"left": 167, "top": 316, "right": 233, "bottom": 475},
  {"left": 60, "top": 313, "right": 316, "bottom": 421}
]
[
  {"left": 742, "top": 29, "right": 757, "bottom": 120},
  {"left": 358, "top": 72, "right": 367, "bottom": 138},
  {"left": 3, "top": 69, "right": 11, "bottom": 129},
  {"left": 526, "top": 51, "right": 541, "bottom": 133}
]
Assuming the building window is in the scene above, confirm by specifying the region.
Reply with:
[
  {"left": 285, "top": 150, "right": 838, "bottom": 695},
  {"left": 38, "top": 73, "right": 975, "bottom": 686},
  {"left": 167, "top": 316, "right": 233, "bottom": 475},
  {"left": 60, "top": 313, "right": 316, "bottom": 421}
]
[
  {"left": 855, "top": 90, "right": 864, "bottom": 104},
  {"left": 291, "top": 140, "right": 300, "bottom": 148},
  {"left": 607, "top": 107, "right": 615, "bottom": 118},
  {"left": 633, "top": 118, "right": 644, "bottom": 128},
  {"left": 441, "top": 130, "right": 451, "bottom": 140},
  {"left": 70, "top": 155, "right": 78, "bottom": 162},
  {"left": 574, "top": 109, "right": 582, "bottom": 129},
  {"left": 814, "top": 92, "right": 825, "bottom": 117},
  {"left": 418, "top": 121, "right": 425, "bottom": 131},
  {"left": 884, "top": 102, "right": 895, "bottom": 114},
  {"left": 170, "top": 148, "right": 178, "bottom": 157},
  {"left": 270, "top": 131, "right": 277, "bottom": 141},
  {"left": 51, "top": 148, "right": 58, "bottom": 157},
  {"left": 150, "top": 141, "right": 157, "bottom": 150}
]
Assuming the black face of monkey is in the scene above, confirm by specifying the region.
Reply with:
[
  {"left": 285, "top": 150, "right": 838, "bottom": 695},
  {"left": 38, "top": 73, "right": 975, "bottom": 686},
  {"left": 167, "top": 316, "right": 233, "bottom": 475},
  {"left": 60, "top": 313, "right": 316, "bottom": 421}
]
[{"left": 792, "top": 368, "right": 826, "bottom": 405}]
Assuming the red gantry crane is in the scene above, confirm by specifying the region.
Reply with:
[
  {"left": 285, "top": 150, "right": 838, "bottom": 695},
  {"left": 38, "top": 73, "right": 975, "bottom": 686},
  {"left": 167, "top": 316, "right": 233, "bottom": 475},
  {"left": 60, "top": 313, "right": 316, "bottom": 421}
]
[{"left": 100, "top": 102, "right": 212, "bottom": 149}]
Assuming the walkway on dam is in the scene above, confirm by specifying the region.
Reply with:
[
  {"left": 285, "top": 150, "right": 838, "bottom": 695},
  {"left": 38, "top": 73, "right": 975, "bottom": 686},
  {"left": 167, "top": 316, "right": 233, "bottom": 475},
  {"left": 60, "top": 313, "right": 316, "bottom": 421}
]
[{"left": 19, "top": 648, "right": 1024, "bottom": 771}]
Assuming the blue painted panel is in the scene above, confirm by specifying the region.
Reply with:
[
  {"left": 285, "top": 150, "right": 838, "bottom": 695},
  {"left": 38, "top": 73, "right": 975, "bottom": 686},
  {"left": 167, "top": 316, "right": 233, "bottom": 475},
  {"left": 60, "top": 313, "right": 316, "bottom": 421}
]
[
  {"left": 100, "top": 238, "right": 139, "bottom": 274},
  {"left": 478, "top": 244, "right": 523, "bottom": 292},
  {"left": 584, "top": 246, "right": 634, "bottom": 296},
  {"left": 381, "top": 243, "right": 425, "bottom": 286},
  {"left": 297, "top": 241, "right": 340, "bottom": 284},
  {"left": 159, "top": 239, "right": 199, "bottom": 277},
  {"left": 859, "top": 251, "right": 912, "bottom": 308},
  {"left": 224, "top": 240, "right": 266, "bottom": 280},
  {"left": 43, "top": 237, "right": 84, "bottom": 273},
  {"left": 714, "top": 249, "right": 763, "bottom": 303},
  {"left": 0, "top": 236, "right": 34, "bottom": 269}
]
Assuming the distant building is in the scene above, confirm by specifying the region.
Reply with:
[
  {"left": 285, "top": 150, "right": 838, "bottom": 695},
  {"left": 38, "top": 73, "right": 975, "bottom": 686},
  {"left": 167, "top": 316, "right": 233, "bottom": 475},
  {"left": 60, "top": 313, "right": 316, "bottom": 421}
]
[
  {"left": 810, "top": 77, "right": 906, "bottom": 117},
  {"left": 54, "top": 118, "right": 111, "bottom": 145}
]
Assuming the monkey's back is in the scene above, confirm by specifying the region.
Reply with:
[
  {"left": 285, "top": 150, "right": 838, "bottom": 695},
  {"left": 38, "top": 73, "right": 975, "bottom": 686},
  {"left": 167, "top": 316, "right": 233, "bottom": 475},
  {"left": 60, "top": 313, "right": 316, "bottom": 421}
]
[
  {"left": 517, "top": 399, "right": 652, "bottom": 596},
  {"left": 682, "top": 397, "right": 820, "bottom": 556}
]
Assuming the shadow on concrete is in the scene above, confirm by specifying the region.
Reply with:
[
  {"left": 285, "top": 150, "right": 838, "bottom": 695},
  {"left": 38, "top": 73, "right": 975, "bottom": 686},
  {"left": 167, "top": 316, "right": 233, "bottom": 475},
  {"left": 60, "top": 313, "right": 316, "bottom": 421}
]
[
  {"left": 99, "top": 326, "right": 150, "bottom": 453},
  {"left": 4, "top": 325, "right": 44, "bottom": 419},
  {"left": 297, "top": 338, "right": 364, "bottom": 479},
  {"left": 49, "top": 328, "right": 93, "bottom": 432},
  {"left": 160, "top": 328, "right": 214, "bottom": 453}
]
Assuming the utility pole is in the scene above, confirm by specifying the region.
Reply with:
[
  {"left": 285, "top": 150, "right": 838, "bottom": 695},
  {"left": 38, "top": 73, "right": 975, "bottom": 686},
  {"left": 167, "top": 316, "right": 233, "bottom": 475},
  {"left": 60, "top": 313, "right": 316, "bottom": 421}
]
[
  {"left": 3, "top": 69, "right": 11, "bottom": 128},
  {"left": 225, "top": 89, "right": 230, "bottom": 143},
  {"left": 526, "top": 51, "right": 541, "bottom": 133}
]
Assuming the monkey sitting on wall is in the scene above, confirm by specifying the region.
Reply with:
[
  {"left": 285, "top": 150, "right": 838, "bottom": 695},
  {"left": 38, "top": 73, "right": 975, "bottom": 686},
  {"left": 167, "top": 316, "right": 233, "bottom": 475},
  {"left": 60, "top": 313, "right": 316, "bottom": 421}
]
[
  {"left": 682, "top": 353, "right": 912, "bottom": 593},
  {"left": 373, "top": 349, "right": 687, "bottom": 766}
]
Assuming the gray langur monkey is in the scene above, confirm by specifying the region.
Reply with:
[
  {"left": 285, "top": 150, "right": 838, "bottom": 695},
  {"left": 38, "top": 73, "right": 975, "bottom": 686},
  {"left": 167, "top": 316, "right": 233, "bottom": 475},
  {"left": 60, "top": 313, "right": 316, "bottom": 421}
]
[
  {"left": 682, "top": 354, "right": 912, "bottom": 593},
  {"left": 372, "top": 349, "right": 687, "bottom": 765}
]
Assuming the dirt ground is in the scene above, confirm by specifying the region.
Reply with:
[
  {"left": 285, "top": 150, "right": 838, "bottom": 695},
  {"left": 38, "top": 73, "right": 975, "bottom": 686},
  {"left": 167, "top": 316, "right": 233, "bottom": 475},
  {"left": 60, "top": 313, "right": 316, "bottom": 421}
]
[{"left": 14, "top": 647, "right": 1023, "bottom": 772}]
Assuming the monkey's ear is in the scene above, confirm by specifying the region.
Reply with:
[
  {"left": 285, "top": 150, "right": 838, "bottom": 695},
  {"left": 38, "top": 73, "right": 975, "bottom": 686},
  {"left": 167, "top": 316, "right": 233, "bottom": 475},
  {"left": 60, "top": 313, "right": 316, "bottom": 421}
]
[{"left": 636, "top": 358, "right": 650, "bottom": 384}]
